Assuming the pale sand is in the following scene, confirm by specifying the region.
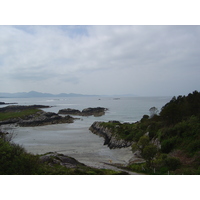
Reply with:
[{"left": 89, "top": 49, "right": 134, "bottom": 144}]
[{"left": 3, "top": 120, "right": 137, "bottom": 171}]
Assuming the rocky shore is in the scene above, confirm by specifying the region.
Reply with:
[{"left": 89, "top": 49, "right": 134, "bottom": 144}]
[
  {"left": 58, "top": 107, "right": 108, "bottom": 117},
  {"left": 39, "top": 152, "right": 86, "bottom": 168},
  {"left": 89, "top": 121, "right": 134, "bottom": 149},
  {"left": 19, "top": 112, "right": 75, "bottom": 127},
  {"left": 0, "top": 105, "right": 75, "bottom": 126}
]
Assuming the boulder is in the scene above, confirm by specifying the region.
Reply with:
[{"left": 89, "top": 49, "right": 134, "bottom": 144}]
[{"left": 39, "top": 152, "right": 86, "bottom": 168}]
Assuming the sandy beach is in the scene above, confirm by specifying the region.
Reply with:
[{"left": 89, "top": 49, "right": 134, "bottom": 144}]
[{"left": 3, "top": 120, "right": 136, "bottom": 171}]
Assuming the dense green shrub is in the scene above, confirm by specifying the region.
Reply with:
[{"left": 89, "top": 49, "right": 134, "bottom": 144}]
[
  {"left": 161, "top": 137, "right": 177, "bottom": 153},
  {"left": 164, "top": 157, "right": 181, "bottom": 171},
  {"left": 0, "top": 139, "right": 40, "bottom": 174},
  {"left": 187, "top": 140, "right": 200, "bottom": 153}
]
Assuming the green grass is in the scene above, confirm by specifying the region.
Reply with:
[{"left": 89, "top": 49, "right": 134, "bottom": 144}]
[{"left": 0, "top": 108, "right": 40, "bottom": 121}]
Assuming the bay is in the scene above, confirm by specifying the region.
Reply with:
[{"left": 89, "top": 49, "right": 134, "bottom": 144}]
[{"left": 1, "top": 96, "right": 172, "bottom": 169}]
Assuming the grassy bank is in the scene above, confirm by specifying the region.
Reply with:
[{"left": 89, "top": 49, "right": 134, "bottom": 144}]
[{"left": 0, "top": 108, "right": 40, "bottom": 121}]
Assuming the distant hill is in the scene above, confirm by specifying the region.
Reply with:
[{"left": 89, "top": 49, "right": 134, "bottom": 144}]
[{"left": 0, "top": 91, "right": 98, "bottom": 98}]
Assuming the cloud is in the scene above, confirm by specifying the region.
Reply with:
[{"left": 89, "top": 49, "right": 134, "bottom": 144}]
[{"left": 0, "top": 25, "right": 200, "bottom": 96}]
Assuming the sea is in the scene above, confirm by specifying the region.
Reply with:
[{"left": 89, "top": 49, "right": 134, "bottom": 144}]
[{"left": 0, "top": 96, "right": 172, "bottom": 170}]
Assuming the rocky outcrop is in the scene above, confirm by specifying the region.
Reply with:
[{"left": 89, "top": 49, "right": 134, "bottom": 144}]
[
  {"left": 89, "top": 121, "right": 134, "bottom": 149},
  {"left": 18, "top": 112, "right": 74, "bottom": 127},
  {"left": 0, "top": 105, "right": 50, "bottom": 112},
  {"left": 58, "top": 107, "right": 108, "bottom": 117},
  {"left": 58, "top": 108, "right": 81, "bottom": 115},
  {"left": 0, "top": 105, "right": 75, "bottom": 127},
  {"left": 39, "top": 152, "right": 86, "bottom": 168}
]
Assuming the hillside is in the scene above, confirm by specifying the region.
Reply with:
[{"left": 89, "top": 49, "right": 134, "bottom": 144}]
[{"left": 91, "top": 91, "right": 200, "bottom": 174}]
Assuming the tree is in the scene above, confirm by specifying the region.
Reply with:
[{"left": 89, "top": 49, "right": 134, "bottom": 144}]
[
  {"left": 132, "top": 135, "right": 158, "bottom": 168},
  {"left": 149, "top": 107, "right": 159, "bottom": 118},
  {"left": 142, "top": 144, "right": 157, "bottom": 168}
]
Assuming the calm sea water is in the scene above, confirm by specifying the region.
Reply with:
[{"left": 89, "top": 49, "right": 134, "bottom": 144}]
[
  {"left": 1, "top": 96, "right": 172, "bottom": 123},
  {"left": 1, "top": 96, "right": 172, "bottom": 169}
]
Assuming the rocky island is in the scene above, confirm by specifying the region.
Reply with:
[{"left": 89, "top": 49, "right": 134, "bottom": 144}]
[
  {"left": 58, "top": 107, "right": 108, "bottom": 117},
  {"left": 0, "top": 105, "right": 75, "bottom": 126}
]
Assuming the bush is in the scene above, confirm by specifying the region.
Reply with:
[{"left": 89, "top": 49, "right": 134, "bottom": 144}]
[
  {"left": 0, "top": 139, "right": 40, "bottom": 174},
  {"left": 161, "top": 137, "right": 177, "bottom": 153},
  {"left": 187, "top": 140, "right": 200, "bottom": 153},
  {"left": 164, "top": 157, "right": 181, "bottom": 171}
]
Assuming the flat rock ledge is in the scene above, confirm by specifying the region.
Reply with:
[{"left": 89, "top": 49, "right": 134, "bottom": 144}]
[
  {"left": 58, "top": 107, "right": 108, "bottom": 117},
  {"left": 19, "top": 112, "right": 75, "bottom": 127},
  {"left": 89, "top": 121, "right": 134, "bottom": 149},
  {"left": 39, "top": 152, "right": 86, "bottom": 168}
]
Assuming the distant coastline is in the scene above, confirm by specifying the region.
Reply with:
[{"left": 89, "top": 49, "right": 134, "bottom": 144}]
[
  {"left": 0, "top": 91, "right": 138, "bottom": 98},
  {"left": 0, "top": 91, "right": 98, "bottom": 98}
]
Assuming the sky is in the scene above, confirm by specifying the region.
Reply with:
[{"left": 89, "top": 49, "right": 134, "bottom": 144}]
[{"left": 0, "top": 25, "right": 200, "bottom": 96}]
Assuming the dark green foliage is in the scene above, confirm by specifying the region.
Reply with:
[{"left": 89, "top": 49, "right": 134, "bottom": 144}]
[
  {"left": 164, "top": 157, "right": 181, "bottom": 171},
  {"left": 161, "top": 137, "right": 178, "bottom": 153},
  {"left": 160, "top": 90, "right": 200, "bottom": 125},
  {"left": 0, "top": 139, "right": 40, "bottom": 175},
  {"left": 187, "top": 140, "right": 200, "bottom": 153},
  {"left": 102, "top": 90, "right": 200, "bottom": 174},
  {"left": 141, "top": 115, "right": 149, "bottom": 123},
  {"left": 142, "top": 144, "right": 157, "bottom": 167}
]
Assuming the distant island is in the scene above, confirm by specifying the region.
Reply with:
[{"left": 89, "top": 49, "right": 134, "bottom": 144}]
[
  {"left": 0, "top": 91, "right": 138, "bottom": 98},
  {"left": 0, "top": 91, "right": 98, "bottom": 98}
]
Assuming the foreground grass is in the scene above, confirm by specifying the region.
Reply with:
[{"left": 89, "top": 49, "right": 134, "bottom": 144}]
[{"left": 0, "top": 108, "right": 40, "bottom": 121}]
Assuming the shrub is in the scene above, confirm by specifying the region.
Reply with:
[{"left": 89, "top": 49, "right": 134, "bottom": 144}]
[
  {"left": 187, "top": 140, "right": 200, "bottom": 153},
  {"left": 164, "top": 157, "right": 181, "bottom": 171},
  {"left": 161, "top": 137, "right": 177, "bottom": 153}
]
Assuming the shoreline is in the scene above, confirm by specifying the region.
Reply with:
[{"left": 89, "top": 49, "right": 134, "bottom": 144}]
[{"left": 2, "top": 122, "right": 139, "bottom": 173}]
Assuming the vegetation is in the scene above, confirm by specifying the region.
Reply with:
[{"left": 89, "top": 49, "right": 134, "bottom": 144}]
[
  {"left": 100, "top": 90, "right": 200, "bottom": 174},
  {"left": 1, "top": 90, "right": 200, "bottom": 174},
  {"left": 0, "top": 108, "right": 40, "bottom": 121}
]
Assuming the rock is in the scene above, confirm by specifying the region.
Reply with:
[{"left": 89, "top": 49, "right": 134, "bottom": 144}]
[
  {"left": 89, "top": 121, "right": 134, "bottom": 149},
  {"left": 18, "top": 113, "right": 74, "bottom": 127},
  {"left": 58, "top": 107, "right": 108, "bottom": 117},
  {"left": 39, "top": 152, "right": 86, "bottom": 168},
  {"left": 58, "top": 108, "right": 81, "bottom": 115},
  {"left": 0, "top": 105, "right": 50, "bottom": 113},
  {"left": 82, "top": 107, "right": 107, "bottom": 116},
  {"left": 0, "top": 105, "right": 75, "bottom": 127}
]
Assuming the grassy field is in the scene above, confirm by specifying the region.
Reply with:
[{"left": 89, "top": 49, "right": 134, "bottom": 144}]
[{"left": 0, "top": 108, "right": 40, "bottom": 121}]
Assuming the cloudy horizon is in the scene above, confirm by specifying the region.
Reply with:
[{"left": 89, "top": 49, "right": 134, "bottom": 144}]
[{"left": 0, "top": 25, "right": 199, "bottom": 97}]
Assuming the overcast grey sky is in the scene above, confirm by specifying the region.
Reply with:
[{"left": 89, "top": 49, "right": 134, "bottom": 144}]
[{"left": 0, "top": 25, "right": 199, "bottom": 96}]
